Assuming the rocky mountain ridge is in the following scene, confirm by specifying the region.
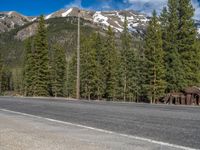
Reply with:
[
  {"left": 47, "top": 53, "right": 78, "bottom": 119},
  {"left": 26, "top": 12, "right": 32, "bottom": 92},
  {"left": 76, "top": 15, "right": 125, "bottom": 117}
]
[
  {"left": 0, "top": 11, "right": 32, "bottom": 32},
  {"left": 43, "top": 7, "right": 149, "bottom": 34},
  {"left": 0, "top": 7, "right": 199, "bottom": 36},
  {"left": 0, "top": 7, "right": 149, "bottom": 35}
]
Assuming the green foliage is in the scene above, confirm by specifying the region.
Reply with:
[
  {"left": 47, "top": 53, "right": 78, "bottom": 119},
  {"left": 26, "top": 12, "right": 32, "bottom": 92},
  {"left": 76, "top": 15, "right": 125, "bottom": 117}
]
[
  {"left": 195, "top": 40, "right": 200, "bottom": 87},
  {"left": 120, "top": 16, "right": 139, "bottom": 101},
  {"left": 144, "top": 10, "right": 166, "bottom": 103},
  {"left": 1, "top": 66, "right": 12, "bottom": 92},
  {"left": 79, "top": 33, "right": 105, "bottom": 100},
  {"left": 160, "top": 0, "right": 184, "bottom": 92},
  {"left": 160, "top": 7, "right": 168, "bottom": 51},
  {"left": 178, "top": 0, "right": 200, "bottom": 87},
  {"left": 103, "top": 27, "right": 119, "bottom": 100},
  {"left": 0, "top": 16, "right": 98, "bottom": 70},
  {"left": 93, "top": 33, "right": 105, "bottom": 100},
  {"left": 80, "top": 34, "right": 98, "bottom": 100},
  {"left": 23, "top": 38, "right": 35, "bottom": 96},
  {"left": 49, "top": 44, "right": 67, "bottom": 97},
  {"left": 1, "top": 5, "right": 200, "bottom": 102},
  {"left": 33, "top": 15, "right": 50, "bottom": 96},
  {"left": 0, "top": 53, "right": 3, "bottom": 94},
  {"left": 137, "top": 44, "right": 148, "bottom": 102},
  {"left": 160, "top": 0, "right": 200, "bottom": 92},
  {"left": 12, "top": 67, "right": 23, "bottom": 94},
  {"left": 23, "top": 16, "right": 50, "bottom": 97},
  {"left": 66, "top": 53, "right": 77, "bottom": 98}
]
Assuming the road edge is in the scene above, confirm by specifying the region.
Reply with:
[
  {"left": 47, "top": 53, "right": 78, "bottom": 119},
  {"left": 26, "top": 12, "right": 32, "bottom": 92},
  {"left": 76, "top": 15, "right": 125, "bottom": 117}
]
[{"left": 0, "top": 108, "right": 198, "bottom": 150}]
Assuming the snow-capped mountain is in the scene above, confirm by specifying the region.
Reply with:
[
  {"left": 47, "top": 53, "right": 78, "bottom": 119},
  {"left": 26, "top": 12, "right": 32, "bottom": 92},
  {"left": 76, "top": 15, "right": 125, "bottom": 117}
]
[
  {"left": 42, "top": 7, "right": 149, "bottom": 34},
  {"left": 0, "top": 8, "right": 149, "bottom": 35},
  {"left": 0, "top": 11, "right": 33, "bottom": 32},
  {"left": 42, "top": 7, "right": 200, "bottom": 35},
  {"left": 0, "top": 7, "right": 200, "bottom": 36}
]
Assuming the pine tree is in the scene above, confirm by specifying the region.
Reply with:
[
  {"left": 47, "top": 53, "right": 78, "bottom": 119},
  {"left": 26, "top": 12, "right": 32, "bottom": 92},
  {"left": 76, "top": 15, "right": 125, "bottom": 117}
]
[
  {"left": 33, "top": 15, "right": 49, "bottom": 96},
  {"left": 92, "top": 33, "right": 105, "bottom": 100},
  {"left": 0, "top": 53, "right": 3, "bottom": 94},
  {"left": 80, "top": 34, "right": 98, "bottom": 100},
  {"left": 120, "top": 15, "right": 138, "bottom": 101},
  {"left": 160, "top": 7, "right": 169, "bottom": 51},
  {"left": 120, "top": 15, "right": 130, "bottom": 101},
  {"left": 103, "top": 27, "right": 119, "bottom": 100},
  {"left": 12, "top": 68, "right": 23, "bottom": 94},
  {"left": 196, "top": 40, "right": 200, "bottom": 87},
  {"left": 1, "top": 66, "right": 12, "bottom": 92},
  {"left": 144, "top": 10, "right": 166, "bottom": 103},
  {"left": 23, "top": 38, "right": 35, "bottom": 96},
  {"left": 178, "top": 0, "right": 200, "bottom": 87},
  {"left": 137, "top": 43, "right": 148, "bottom": 102},
  {"left": 50, "top": 45, "right": 66, "bottom": 97},
  {"left": 67, "top": 53, "right": 77, "bottom": 98},
  {"left": 161, "top": 0, "right": 184, "bottom": 92}
]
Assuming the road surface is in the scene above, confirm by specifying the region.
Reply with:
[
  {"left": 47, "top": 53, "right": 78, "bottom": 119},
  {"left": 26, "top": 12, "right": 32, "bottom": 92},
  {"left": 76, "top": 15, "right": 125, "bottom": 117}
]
[{"left": 0, "top": 97, "right": 200, "bottom": 149}]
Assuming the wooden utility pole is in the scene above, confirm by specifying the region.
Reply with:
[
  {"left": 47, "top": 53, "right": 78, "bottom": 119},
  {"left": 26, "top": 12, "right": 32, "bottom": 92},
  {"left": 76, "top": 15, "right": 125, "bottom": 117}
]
[{"left": 76, "top": 10, "right": 80, "bottom": 99}]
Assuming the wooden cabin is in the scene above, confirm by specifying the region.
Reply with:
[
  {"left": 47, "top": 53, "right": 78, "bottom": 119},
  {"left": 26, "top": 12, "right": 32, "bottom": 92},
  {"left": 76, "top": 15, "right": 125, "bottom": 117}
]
[{"left": 162, "top": 87, "right": 200, "bottom": 106}]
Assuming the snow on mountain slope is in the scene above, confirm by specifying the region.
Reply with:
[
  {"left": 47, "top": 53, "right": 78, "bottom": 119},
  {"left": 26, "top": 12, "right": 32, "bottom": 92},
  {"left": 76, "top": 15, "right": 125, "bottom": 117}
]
[
  {"left": 42, "top": 8, "right": 200, "bottom": 36},
  {"left": 0, "top": 7, "right": 200, "bottom": 36},
  {"left": 45, "top": 13, "right": 53, "bottom": 20},
  {"left": 0, "top": 11, "right": 31, "bottom": 32},
  {"left": 8, "top": 11, "right": 13, "bottom": 16},
  {"left": 42, "top": 8, "right": 149, "bottom": 35},
  {"left": 62, "top": 8, "right": 73, "bottom": 17},
  {"left": 93, "top": 11, "right": 110, "bottom": 28}
]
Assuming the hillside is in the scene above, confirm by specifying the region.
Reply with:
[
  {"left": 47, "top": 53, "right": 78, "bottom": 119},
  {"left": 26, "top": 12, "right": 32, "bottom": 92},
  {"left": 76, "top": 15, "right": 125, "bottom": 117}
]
[
  {"left": 0, "top": 8, "right": 149, "bottom": 36},
  {"left": 0, "top": 17, "right": 97, "bottom": 66},
  {"left": 0, "top": 8, "right": 149, "bottom": 68},
  {"left": 0, "top": 11, "right": 32, "bottom": 32},
  {"left": 0, "top": 7, "right": 199, "bottom": 69},
  {"left": 0, "top": 16, "right": 137, "bottom": 68}
]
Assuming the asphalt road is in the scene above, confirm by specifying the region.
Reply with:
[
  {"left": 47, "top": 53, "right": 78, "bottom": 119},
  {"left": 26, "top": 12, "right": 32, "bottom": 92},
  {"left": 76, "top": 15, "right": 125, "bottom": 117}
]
[
  {"left": 0, "top": 109, "right": 180, "bottom": 150},
  {"left": 0, "top": 97, "right": 200, "bottom": 149}
]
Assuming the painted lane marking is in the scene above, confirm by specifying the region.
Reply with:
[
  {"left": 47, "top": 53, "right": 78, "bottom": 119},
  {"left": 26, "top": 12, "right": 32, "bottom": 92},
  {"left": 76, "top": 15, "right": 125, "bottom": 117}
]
[{"left": 0, "top": 108, "right": 198, "bottom": 150}]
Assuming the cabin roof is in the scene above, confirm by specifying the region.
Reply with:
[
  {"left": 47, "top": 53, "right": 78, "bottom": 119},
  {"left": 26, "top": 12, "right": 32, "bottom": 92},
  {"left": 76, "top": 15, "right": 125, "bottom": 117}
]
[{"left": 183, "top": 86, "right": 200, "bottom": 96}]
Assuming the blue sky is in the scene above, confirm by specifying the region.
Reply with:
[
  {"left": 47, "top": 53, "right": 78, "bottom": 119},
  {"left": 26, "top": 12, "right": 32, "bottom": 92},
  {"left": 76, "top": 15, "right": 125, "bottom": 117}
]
[{"left": 1, "top": 0, "right": 200, "bottom": 18}]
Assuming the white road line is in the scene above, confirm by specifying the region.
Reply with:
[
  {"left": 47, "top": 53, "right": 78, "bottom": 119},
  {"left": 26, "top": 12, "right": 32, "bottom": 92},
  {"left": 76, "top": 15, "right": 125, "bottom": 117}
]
[{"left": 0, "top": 108, "right": 198, "bottom": 150}]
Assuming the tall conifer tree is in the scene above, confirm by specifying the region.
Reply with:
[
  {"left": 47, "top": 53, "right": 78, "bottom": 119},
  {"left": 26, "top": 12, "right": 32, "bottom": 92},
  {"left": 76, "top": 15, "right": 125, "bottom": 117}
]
[
  {"left": 0, "top": 53, "right": 3, "bottom": 94},
  {"left": 93, "top": 33, "right": 105, "bottom": 100},
  {"left": 67, "top": 53, "right": 77, "bottom": 98},
  {"left": 160, "top": 7, "right": 169, "bottom": 51},
  {"left": 50, "top": 45, "right": 66, "bottom": 97},
  {"left": 23, "top": 38, "right": 35, "bottom": 96},
  {"left": 144, "top": 10, "right": 166, "bottom": 103},
  {"left": 80, "top": 34, "right": 98, "bottom": 100},
  {"left": 33, "top": 15, "right": 49, "bottom": 96},
  {"left": 137, "top": 43, "right": 147, "bottom": 102},
  {"left": 161, "top": 0, "right": 184, "bottom": 92},
  {"left": 178, "top": 0, "right": 200, "bottom": 87},
  {"left": 121, "top": 15, "right": 131, "bottom": 101},
  {"left": 120, "top": 15, "right": 138, "bottom": 101},
  {"left": 104, "top": 27, "right": 118, "bottom": 100}
]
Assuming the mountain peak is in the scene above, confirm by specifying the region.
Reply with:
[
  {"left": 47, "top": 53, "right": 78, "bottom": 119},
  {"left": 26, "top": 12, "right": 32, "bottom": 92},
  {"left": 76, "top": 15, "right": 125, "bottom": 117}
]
[
  {"left": 0, "top": 8, "right": 200, "bottom": 35},
  {"left": 0, "top": 11, "right": 31, "bottom": 32},
  {"left": 41, "top": 8, "right": 148, "bottom": 34}
]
